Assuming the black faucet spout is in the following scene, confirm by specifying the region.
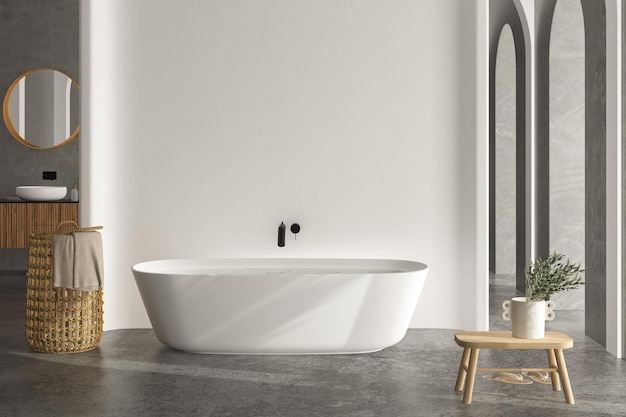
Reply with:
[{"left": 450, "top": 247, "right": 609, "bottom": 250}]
[{"left": 278, "top": 222, "right": 286, "bottom": 247}]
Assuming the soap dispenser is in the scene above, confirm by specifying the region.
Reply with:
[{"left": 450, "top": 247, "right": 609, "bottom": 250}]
[{"left": 70, "top": 184, "right": 79, "bottom": 202}]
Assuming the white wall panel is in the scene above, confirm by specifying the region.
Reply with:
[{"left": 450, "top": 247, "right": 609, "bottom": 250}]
[{"left": 81, "top": 0, "right": 486, "bottom": 331}]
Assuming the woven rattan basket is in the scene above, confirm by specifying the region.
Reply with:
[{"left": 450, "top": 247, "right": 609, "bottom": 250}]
[{"left": 25, "top": 221, "right": 104, "bottom": 353}]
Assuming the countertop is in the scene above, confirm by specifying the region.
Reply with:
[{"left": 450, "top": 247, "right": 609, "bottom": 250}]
[{"left": 0, "top": 197, "right": 78, "bottom": 203}]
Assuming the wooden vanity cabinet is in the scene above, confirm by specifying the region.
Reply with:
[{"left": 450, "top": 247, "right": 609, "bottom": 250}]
[{"left": 0, "top": 203, "right": 79, "bottom": 248}]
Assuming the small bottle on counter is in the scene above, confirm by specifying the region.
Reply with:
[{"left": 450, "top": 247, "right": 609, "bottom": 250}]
[{"left": 70, "top": 184, "right": 79, "bottom": 202}]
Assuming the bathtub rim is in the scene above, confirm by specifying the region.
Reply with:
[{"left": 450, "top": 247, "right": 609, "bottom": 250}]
[{"left": 131, "top": 257, "right": 429, "bottom": 276}]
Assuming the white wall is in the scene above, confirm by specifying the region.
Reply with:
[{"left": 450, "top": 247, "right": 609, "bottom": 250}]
[{"left": 81, "top": 0, "right": 488, "bottom": 331}]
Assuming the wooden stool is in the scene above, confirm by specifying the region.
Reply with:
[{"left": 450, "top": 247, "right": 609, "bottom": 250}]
[{"left": 454, "top": 331, "right": 574, "bottom": 405}]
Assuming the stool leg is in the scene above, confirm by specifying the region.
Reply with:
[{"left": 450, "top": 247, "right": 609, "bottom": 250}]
[
  {"left": 546, "top": 349, "right": 561, "bottom": 391},
  {"left": 463, "top": 348, "right": 480, "bottom": 405},
  {"left": 455, "top": 347, "right": 471, "bottom": 391},
  {"left": 554, "top": 349, "right": 575, "bottom": 404}
]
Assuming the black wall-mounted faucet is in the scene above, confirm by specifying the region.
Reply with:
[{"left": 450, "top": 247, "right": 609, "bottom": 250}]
[{"left": 278, "top": 222, "right": 286, "bottom": 247}]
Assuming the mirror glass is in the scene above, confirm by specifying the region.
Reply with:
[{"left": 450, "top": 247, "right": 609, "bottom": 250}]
[{"left": 2, "top": 68, "right": 79, "bottom": 149}]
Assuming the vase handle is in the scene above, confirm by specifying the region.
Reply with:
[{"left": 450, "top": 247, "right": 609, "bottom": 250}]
[
  {"left": 502, "top": 300, "right": 511, "bottom": 321},
  {"left": 545, "top": 300, "right": 556, "bottom": 321}
]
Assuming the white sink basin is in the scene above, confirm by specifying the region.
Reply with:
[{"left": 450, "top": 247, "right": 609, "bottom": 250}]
[{"left": 16, "top": 186, "right": 67, "bottom": 202}]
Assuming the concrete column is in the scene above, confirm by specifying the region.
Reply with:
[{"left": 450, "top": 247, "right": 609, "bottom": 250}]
[
  {"left": 533, "top": 0, "right": 558, "bottom": 262},
  {"left": 489, "top": 0, "right": 528, "bottom": 291},
  {"left": 622, "top": 0, "right": 626, "bottom": 358},
  {"left": 582, "top": 0, "right": 607, "bottom": 347}
]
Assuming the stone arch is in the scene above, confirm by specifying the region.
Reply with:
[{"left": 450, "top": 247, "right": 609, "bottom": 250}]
[{"left": 489, "top": 0, "right": 530, "bottom": 291}]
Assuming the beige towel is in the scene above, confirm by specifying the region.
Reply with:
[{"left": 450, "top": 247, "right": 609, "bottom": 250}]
[
  {"left": 73, "top": 231, "right": 104, "bottom": 291},
  {"left": 53, "top": 231, "right": 103, "bottom": 291},
  {"left": 53, "top": 235, "right": 75, "bottom": 289}
]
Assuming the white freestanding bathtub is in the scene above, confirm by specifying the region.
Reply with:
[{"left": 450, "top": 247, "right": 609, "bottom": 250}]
[{"left": 132, "top": 258, "right": 428, "bottom": 354}]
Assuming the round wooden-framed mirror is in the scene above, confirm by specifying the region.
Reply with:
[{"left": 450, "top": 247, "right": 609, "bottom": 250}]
[{"left": 2, "top": 68, "right": 79, "bottom": 149}]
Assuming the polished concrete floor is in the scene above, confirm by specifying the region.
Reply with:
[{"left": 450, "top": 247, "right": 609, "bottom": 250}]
[{"left": 1, "top": 271, "right": 625, "bottom": 417}]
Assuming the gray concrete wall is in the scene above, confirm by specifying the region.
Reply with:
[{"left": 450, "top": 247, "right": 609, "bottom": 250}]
[
  {"left": 494, "top": 25, "right": 517, "bottom": 276},
  {"left": 491, "top": 0, "right": 607, "bottom": 344},
  {"left": 0, "top": 0, "right": 79, "bottom": 270},
  {"left": 492, "top": 0, "right": 587, "bottom": 312}
]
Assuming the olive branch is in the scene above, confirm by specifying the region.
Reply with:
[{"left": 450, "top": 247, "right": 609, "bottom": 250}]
[{"left": 525, "top": 252, "right": 585, "bottom": 302}]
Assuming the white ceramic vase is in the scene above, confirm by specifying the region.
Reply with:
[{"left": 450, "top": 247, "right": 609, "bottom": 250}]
[{"left": 502, "top": 296, "right": 556, "bottom": 339}]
